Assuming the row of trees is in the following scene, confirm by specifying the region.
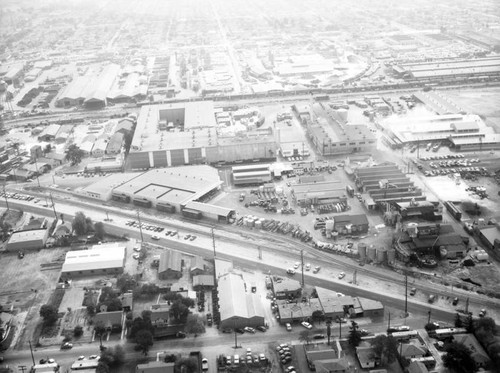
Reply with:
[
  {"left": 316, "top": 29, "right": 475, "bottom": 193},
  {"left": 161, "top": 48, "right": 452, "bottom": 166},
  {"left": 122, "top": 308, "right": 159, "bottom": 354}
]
[{"left": 72, "top": 211, "right": 106, "bottom": 239}]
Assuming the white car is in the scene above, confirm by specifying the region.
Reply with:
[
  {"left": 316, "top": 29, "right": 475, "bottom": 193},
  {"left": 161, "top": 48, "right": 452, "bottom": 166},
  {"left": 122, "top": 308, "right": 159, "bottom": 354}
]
[
  {"left": 338, "top": 272, "right": 345, "bottom": 279},
  {"left": 305, "top": 263, "right": 311, "bottom": 271},
  {"left": 293, "top": 262, "right": 300, "bottom": 269},
  {"left": 286, "top": 269, "right": 296, "bottom": 275},
  {"left": 313, "top": 266, "right": 321, "bottom": 273},
  {"left": 132, "top": 253, "right": 140, "bottom": 260},
  {"left": 151, "top": 235, "right": 160, "bottom": 240},
  {"left": 301, "top": 321, "right": 313, "bottom": 329},
  {"left": 201, "top": 358, "right": 208, "bottom": 371}
]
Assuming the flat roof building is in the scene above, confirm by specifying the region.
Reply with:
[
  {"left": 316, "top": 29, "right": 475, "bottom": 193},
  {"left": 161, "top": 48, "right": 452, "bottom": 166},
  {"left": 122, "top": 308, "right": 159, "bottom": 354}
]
[
  {"left": 61, "top": 244, "right": 125, "bottom": 279},
  {"left": 6, "top": 229, "right": 49, "bottom": 252}
]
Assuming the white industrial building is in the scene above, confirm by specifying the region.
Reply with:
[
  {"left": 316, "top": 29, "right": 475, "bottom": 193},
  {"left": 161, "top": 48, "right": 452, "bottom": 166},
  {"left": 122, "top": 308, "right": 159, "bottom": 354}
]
[
  {"left": 217, "top": 272, "right": 265, "bottom": 329},
  {"left": 60, "top": 244, "right": 125, "bottom": 279}
]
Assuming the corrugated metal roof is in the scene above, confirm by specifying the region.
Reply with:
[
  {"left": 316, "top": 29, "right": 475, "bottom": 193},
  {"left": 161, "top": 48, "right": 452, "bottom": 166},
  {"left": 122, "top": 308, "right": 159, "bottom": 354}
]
[{"left": 61, "top": 245, "right": 125, "bottom": 273}]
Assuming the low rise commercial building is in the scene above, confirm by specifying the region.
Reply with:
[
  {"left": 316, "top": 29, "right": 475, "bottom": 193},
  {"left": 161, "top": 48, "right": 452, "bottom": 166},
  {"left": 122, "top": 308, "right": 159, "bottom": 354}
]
[
  {"left": 6, "top": 228, "right": 49, "bottom": 252},
  {"left": 60, "top": 244, "right": 125, "bottom": 279}
]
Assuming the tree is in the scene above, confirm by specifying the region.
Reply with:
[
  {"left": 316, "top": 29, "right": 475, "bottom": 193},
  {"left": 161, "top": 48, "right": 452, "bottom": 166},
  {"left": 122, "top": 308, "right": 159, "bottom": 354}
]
[
  {"left": 39, "top": 304, "right": 58, "bottom": 325},
  {"left": 65, "top": 144, "right": 85, "bottom": 166},
  {"left": 170, "top": 300, "right": 189, "bottom": 322},
  {"left": 100, "top": 345, "right": 125, "bottom": 367},
  {"left": 96, "top": 362, "right": 109, "bottom": 373},
  {"left": 370, "top": 335, "right": 399, "bottom": 366},
  {"left": 424, "top": 322, "right": 439, "bottom": 332},
  {"left": 312, "top": 310, "right": 325, "bottom": 324},
  {"left": 43, "top": 144, "right": 52, "bottom": 154},
  {"left": 465, "top": 313, "right": 474, "bottom": 333},
  {"left": 135, "top": 329, "right": 153, "bottom": 355},
  {"left": 474, "top": 317, "right": 496, "bottom": 334},
  {"left": 348, "top": 321, "right": 362, "bottom": 347},
  {"left": 94, "top": 222, "right": 105, "bottom": 240},
  {"left": 175, "top": 357, "right": 198, "bottom": 373},
  {"left": 87, "top": 305, "right": 96, "bottom": 317},
  {"left": 73, "top": 325, "right": 83, "bottom": 338},
  {"left": 72, "top": 211, "right": 89, "bottom": 235},
  {"left": 116, "top": 273, "right": 136, "bottom": 293},
  {"left": 184, "top": 314, "right": 205, "bottom": 336},
  {"left": 94, "top": 321, "right": 107, "bottom": 339},
  {"left": 299, "top": 330, "right": 312, "bottom": 345},
  {"left": 129, "top": 316, "right": 153, "bottom": 339},
  {"left": 443, "top": 341, "right": 476, "bottom": 373}
]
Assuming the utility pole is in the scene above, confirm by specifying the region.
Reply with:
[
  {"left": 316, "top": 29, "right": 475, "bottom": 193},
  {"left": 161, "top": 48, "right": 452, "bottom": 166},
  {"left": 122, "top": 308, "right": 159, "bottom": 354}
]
[
  {"left": 326, "top": 320, "right": 332, "bottom": 345},
  {"left": 427, "top": 309, "right": 432, "bottom": 325},
  {"left": 404, "top": 275, "right": 408, "bottom": 317},
  {"left": 34, "top": 156, "right": 41, "bottom": 188},
  {"left": 18, "top": 366, "right": 27, "bottom": 373},
  {"left": 2, "top": 185, "right": 9, "bottom": 211},
  {"left": 136, "top": 211, "right": 144, "bottom": 242},
  {"left": 49, "top": 192, "right": 57, "bottom": 219},
  {"left": 257, "top": 246, "right": 262, "bottom": 260},
  {"left": 211, "top": 226, "right": 216, "bottom": 258},
  {"left": 465, "top": 297, "right": 469, "bottom": 314},
  {"left": 387, "top": 312, "right": 391, "bottom": 332},
  {"left": 28, "top": 340, "right": 35, "bottom": 366},
  {"left": 337, "top": 317, "right": 343, "bottom": 339},
  {"left": 300, "top": 249, "right": 304, "bottom": 287},
  {"left": 353, "top": 270, "right": 357, "bottom": 285}
]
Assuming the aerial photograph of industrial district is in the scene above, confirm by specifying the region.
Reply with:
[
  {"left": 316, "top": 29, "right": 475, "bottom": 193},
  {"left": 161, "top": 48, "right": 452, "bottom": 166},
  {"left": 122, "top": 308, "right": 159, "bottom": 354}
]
[{"left": 1, "top": 0, "right": 500, "bottom": 372}]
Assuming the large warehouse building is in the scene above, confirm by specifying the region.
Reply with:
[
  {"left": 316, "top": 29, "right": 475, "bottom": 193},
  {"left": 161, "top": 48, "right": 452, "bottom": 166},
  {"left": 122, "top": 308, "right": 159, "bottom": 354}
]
[
  {"left": 128, "top": 101, "right": 277, "bottom": 169},
  {"left": 6, "top": 229, "right": 49, "bottom": 252},
  {"left": 307, "top": 101, "right": 376, "bottom": 156},
  {"left": 60, "top": 244, "right": 125, "bottom": 279},
  {"left": 218, "top": 272, "right": 265, "bottom": 329}
]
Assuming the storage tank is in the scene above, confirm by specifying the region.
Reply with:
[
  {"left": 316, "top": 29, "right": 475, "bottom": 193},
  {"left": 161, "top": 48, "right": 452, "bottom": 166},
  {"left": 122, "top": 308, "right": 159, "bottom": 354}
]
[
  {"left": 367, "top": 245, "right": 376, "bottom": 261},
  {"left": 387, "top": 248, "right": 396, "bottom": 263},
  {"left": 377, "top": 247, "right": 387, "bottom": 262},
  {"left": 325, "top": 220, "right": 334, "bottom": 231},
  {"left": 358, "top": 243, "right": 367, "bottom": 260}
]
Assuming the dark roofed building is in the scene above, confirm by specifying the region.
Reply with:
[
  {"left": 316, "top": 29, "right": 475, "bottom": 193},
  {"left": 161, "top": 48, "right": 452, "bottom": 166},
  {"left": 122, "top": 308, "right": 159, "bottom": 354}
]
[
  {"left": 93, "top": 310, "right": 123, "bottom": 331},
  {"left": 136, "top": 361, "right": 174, "bottom": 373},
  {"left": 158, "top": 250, "right": 183, "bottom": 280},
  {"left": 193, "top": 275, "right": 215, "bottom": 289}
]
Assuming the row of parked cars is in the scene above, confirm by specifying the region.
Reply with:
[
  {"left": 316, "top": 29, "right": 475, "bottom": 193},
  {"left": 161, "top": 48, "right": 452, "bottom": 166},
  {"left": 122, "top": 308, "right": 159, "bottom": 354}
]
[
  {"left": 125, "top": 220, "right": 164, "bottom": 232},
  {"left": 0, "top": 192, "right": 35, "bottom": 201}
]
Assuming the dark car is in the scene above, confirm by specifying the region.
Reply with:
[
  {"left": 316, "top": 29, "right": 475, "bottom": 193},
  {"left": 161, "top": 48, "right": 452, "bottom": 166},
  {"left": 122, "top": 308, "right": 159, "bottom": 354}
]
[
  {"left": 235, "top": 328, "right": 245, "bottom": 334},
  {"left": 312, "top": 334, "right": 325, "bottom": 339},
  {"left": 222, "top": 328, "right": 233, "bottom": 333},
  {"left": 256, "top": 326, "right": 267, "bottom": 332},
  {"left": 452, "top": 297, "right": 459, "bottom": 306},
  {"left": 176, "top": 331, "right": 186, "bottom": 338}
]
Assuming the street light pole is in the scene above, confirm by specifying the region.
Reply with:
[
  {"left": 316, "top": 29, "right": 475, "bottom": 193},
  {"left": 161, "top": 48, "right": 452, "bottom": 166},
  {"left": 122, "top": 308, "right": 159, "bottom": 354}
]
[
  {"left": 326, "top": 320, "right": 331, "bottom": 345},
  {"left": 211, "top": 226, "right": 216, "bottom": 258},
  {"left": 28, "top": 340, "right": 35, "bottom": 366},
  {"left": 136, "top": 211, "right": 144, "bottom": 242},
  {"left": 404, "top": 275, "right": 408, "bottom": 317},
  {"left": 300, "top": 249, "right": 304, "bottom": 287}
]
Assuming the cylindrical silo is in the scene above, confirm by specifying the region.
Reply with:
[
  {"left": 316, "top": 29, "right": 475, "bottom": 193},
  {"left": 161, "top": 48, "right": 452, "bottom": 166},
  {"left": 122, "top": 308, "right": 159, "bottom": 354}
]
[
  {"left": 367, "top": 245, "right": 376, "bottom": 261},
  {"left": 387, "top": 248, "right": 396, "bottom": 263},
  {"left": 358, "top": 243, "right": 367, "bottom": 261},
  {"left": 377, "top": 247, "right": 387, "bottom": 262}
]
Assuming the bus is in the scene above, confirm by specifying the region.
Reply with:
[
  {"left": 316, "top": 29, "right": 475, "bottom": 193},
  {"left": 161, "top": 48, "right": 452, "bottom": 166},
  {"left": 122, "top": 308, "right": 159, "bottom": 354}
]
[
  {"left": 430, "top": 327, "right": 467, "bottom": 340},
  {"left": 409, "top": 357, "right": 436, "bottom": 369},
  {"left": 390, "top": 330, "right": 419, "bottom": 341}
]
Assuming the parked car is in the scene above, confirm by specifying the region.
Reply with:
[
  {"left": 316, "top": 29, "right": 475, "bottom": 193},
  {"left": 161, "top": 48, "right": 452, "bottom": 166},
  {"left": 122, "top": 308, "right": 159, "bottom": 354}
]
[
  {"left": 293, "top": 262, "right": 300, "bottom": 269},
  {"left": 256, "top": 326, "right": 266, "bottom": 332},
  {"left": 301, "top": 321, "right": 312, "bottom": 329},
  {"left": 235, "top": 328, "right": 245, "bottom": 334},
  {"left": 286, "top": 269, "right": 296, "bottom": 275},
  {"left": 151, "top": 234, "right": 160, "bottom": 240},
  {"left": 312, "top": 266, "right": 321, "bottom": 273},
  {"left": 338, "top": 272, "right": 345, "bottom": 279},
  {"left": 243, "top": 327, "right": 256, "bottom": 333},
  {"left": 305, "top": 263, "right": 311, "bottom": 271},
  {"left": 286, "top": 323, "right": 292, "bottom": 331},
  {"left": 61, "top": 342, "right": 73, "bottom": 350},
  {"left": 312, "top": 334, "right": 325, "bottom": 339},
  {"left": 201, "top": 358, "right": 208, "bottom": 371},
  {"left": 452, "top": 297, "right": 459, "bottom": 305},
  {"left": 409, "top": 287, "right": 416, "bottom": 296}
]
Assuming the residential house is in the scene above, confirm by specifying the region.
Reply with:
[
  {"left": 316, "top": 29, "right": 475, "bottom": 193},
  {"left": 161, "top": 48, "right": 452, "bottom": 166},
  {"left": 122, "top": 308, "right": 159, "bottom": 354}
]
[
  {"left": 158, "top": 250, "right": 183, "bottom": 280},
  {"left": 45, "top": 152, "right": 66, "bottom": 166},
  {"left": 314, "top": 358, "right": 349, "bottom": 373},
  {"left": 136, "top": 361, "right": 174, "bottom": 373},
  {"left": 150, "top": 305, "right": 170, "bottom": 327},
  {"left": 356, "top": 346, "right": 378, "bottom": 369},
  {"left": 53, "top": 222, "right": 72, "bottom": 238},
  {"left": 454, "top": 333, "right": 491, "bottom": 369},
  {"left": 55, "top": 124, "right": 74, "bottom": 144},
  {"left": 399, "top": 343, "right": 427, "bottom": 361},
  {"left": 93, "top": 310, "right": 123, "bottom": 331},
  {"left": 115, "top": 118, "right": 134, "bottom": 135},
  {"left": 38, "top": 124, "right": 61, "bottom": 142},
  {"left": 23, "top": 217, "right": 48, "bottom": 231},
  {"left": 273, "top": 277, "right": 302, "bottom": 300},
  {"left": 408, "top": 361, "right": 429, "bottom": 373},
  {"left": 120, "top": 292, "right": 133, "bottom": 312}
]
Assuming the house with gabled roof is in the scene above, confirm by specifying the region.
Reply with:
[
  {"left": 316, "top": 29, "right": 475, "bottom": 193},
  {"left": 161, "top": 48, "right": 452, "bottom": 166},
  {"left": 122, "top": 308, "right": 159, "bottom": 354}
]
[{"left": 454, "top": 333, "right": 491, "bottom": 369}]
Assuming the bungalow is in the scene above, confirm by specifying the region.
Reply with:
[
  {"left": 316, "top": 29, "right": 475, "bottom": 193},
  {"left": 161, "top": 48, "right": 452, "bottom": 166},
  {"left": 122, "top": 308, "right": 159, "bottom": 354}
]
[
  {"left": 408, "top": 361, "right": 429, "bottom": 373},
  {"left": 399, "top": 343, "right": 427, "bottom": 360},
  {"left": 44, "top": 152, "right": 66, "bottom": 166},
  {"left": 454, "top": 333, "right": 491, "bottom": 370},
  {"left": 150, "top": 305, "right": 170, "bottom": 327},
  {"left": 314, "top": 358, "right": 349, "bottom": 373},
  {"left": 38, "top": 124, "right": 61, "bottom": 142},
  {"left": 193, "top": 275, "right": 215, "bottom": 290},
  {"left": 53, "top": 222, "right": 72, "bottom": 238},
  {"left": 120, "top": 292, "right": 133, "bottom": 312},
  {"left": 356, "top": 346, "right": 378, "bottom": 369},
  {"left": 93, "top": 310, "right": 123, "bottom": 331},
  {"left": 115, "top": 118, "right": 134, "bottom": 135}
]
